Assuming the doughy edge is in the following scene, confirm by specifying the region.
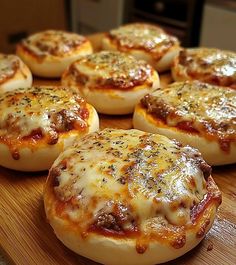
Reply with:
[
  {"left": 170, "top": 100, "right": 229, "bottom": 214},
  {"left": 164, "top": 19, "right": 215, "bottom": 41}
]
[
  {"left": 45, "top": 208, "right": 216, "bottom": 265},
  {"left": 16, "top": 41, "right": 93, "bottom": 78},
  {"left": 0, "top": 105, "right": 99, "bottom": 171},
  {"left": 62, "top": 67, "right": 160, "bottom": 115},
  {"left": 133, "top": 104, "right": 236, "bottom": 166}
]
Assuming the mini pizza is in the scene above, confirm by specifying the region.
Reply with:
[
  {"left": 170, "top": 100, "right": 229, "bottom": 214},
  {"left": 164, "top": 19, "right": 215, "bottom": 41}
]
[
  {"left": 16, "top": 30, "right": 93, "bottom": 78},
  {"left": 133, "top": 80, "right": 236, "bottom": 165},
  {"left": 0, "top": 53, "right": 32, "bottom": 93},
  {"left": 101, "top": 23, "right": 180, "bottom": 72},
  {"left": 44, "top": 128, "right": 221, "bottom": 265},
  {"left": 61, "top": 51, "right": 160, "bottom": 115},
  {"left": 0, "top": 86, "right": 99, "bottom": 171},
  {"left": 172, "top": 48, "right": 236, "bottom": 89}
]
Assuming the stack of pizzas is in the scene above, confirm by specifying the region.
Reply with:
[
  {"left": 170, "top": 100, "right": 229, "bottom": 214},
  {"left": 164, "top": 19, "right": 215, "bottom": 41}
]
[{"left": 2, "top": 22, "right": 236, "bottom": 265}]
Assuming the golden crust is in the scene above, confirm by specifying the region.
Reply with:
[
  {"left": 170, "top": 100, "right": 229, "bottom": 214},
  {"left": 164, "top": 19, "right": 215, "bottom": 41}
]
[{"left": 16, "top": 30, "right": 93, "bottom": 78}]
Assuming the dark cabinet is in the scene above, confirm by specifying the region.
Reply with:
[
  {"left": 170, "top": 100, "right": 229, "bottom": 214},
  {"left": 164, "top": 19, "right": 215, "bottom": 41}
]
[{"left": 125, "top": 0, "right": 205, "bottom": 47}]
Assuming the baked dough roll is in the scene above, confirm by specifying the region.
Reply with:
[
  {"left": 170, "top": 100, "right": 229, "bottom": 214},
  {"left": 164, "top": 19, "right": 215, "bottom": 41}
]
[
  {"left": 0, "top": 54, "right": 32, "bottom": 93},
  {"left": 102, "top": 23, "right": 180, "bottom": 72},
  {"left": 0, "top": 86, "right": 99, "bottom": 171},
  {"left": 16, "top": 30, "right": 93, "bottom": 78},
  {"left": 172, "top": 48, "right": 236, "bottom": 89},
  {"left": 133, "top": 80, "right": 236, "bottom": 165},
  {"left": 62, "top": 51, "right": 160, "bottom": 115},
  {"left": 44, "top": 128, "right": 221, "bottom": 265}
]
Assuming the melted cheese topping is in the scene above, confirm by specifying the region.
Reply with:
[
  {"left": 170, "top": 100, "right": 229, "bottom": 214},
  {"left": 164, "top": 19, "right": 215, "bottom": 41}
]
[
  {"left": 143, "top": 81, "right": 236, "bottom": 142},
  {"left": 175, "top": 48, "right": 236, "bottom": 88},
  {"left": 179, "top": 48, "right": 236, "bottom": 77},
  {"left": 109, "top": 23, "right": 179, "bottom": 57},
  {"left": 0, "top": 54, "right": 19, "bottom": 84},
  {"left": 64, "top": 51, "right": 154, "bottom": 90},
  {"left": 20, "top": 30, "right": 87, "bottom": 57},
  {"left": 0, "top": 86, "right": 88, "bottom": 140},
  {"left": 50, "top": 129, "right": 208, "bottom": 235}
]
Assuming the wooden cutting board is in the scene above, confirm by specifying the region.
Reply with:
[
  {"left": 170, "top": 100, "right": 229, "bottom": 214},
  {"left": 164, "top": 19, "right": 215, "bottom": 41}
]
[{"left": 0, "top": 34, "right": 236, "bottom": 265}]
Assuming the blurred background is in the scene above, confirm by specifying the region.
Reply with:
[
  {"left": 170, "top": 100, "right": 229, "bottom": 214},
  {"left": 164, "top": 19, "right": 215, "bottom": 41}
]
[{"left": 1, "top": 0, "right": 236, "bottom": 53}]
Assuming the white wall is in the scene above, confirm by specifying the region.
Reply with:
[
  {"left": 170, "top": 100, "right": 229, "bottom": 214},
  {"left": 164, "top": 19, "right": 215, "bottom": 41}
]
[{"left": 200, "top": 3, "right": 236, "bottom": 51}]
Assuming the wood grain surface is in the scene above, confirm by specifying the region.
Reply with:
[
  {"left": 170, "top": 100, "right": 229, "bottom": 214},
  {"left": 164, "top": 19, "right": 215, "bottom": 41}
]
[{"left": 0, "top": 34, "right": 236, "bottom": 265}]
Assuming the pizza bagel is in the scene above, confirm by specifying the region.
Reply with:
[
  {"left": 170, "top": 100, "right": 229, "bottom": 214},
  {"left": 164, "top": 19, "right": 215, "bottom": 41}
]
[
  {"left": 0, "top": 86, "right": 99, "bottom": 171},
  {"left": 16, "top": 30, "right": 93, "bottom": 78},
  {"left": 172, "top": 47, "right": 236, "bottom": 89},
  {"left": 101, "top": 23, "right": 181, "bottom": 72},
  {"left": 62, "top": 51, "right": 160, "bottom": 115},
  {"left": 44, "top": 128, "right": 221, "bottom": 265},
  {"left": 133, "top": 81, "right": 236, "bottom": 165},
  {"left": 0, "top": 54, "right": 32, "bottom": 93}
]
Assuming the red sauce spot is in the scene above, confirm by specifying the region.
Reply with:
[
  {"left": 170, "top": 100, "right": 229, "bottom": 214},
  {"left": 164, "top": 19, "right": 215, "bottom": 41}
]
[
  {"left": 207, "top": 241, "right": 214, "bottom": 251},
  {"left": 75, "top": 71, "right": 89, "bottom": 85},
  {"left": 191, "top": 193, "right": 211, "bottom": 223},
  {"left": 136, "top": 243, "right": 148, "bottom": 254},
  {"left": 171, "top": 234, "right": 186, "bottom": 249},
  {"left": 88, "top": 219, "right": 139, "bottom": 239},
  {"left": 89, "top": 225, "right": 125, "bottom": 237},
  {"left": 55, "top": 201, "right": 67, "bottom": 216},
  {"left": 177, "top": 121, "right": 199, "bottom": 134},
  {"left": 22, "top": 128, "right": 43, "bottom": 141},
  {"left": 81, "top": 231, "right": 89, "bottom": 239},
  {"left": 79, "top": 108, "right": 89, "bottom": 120},
  {"left": 196, "top": 218, "right": 211, "bottom": 238},
  {"left": 189, "top": 176, "right": 196, "bottom": 189},
  {"left": 219, "top": 139, "right": 231, "bottom": 153},
  {"left": 50, "top": 160, "right": 67, "bottom": 188},
  {"left": 12, "top": 149, "right": 20, "bottom": 160},
  {"left": 190, "top": 177, "right": 222, "bottom": 223}
]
